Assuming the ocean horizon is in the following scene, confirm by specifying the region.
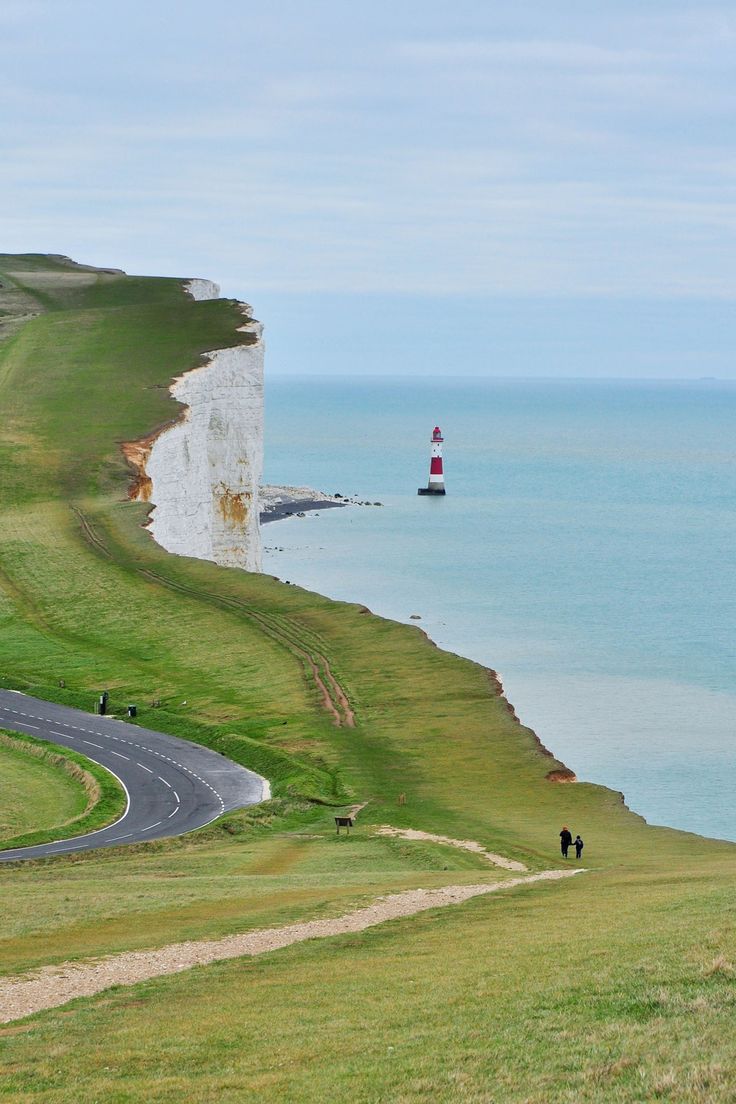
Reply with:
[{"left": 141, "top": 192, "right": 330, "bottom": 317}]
[{"left": 263, "top": 375, "right": 736, "bottom": 842}]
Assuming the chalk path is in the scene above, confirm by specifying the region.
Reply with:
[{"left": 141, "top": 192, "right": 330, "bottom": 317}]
[
  {"left": 0, "top": 868, "right": 584, "bottom": 1024},
  {"left": 374, "top": 826, "right": 529, "bottom": 871}
]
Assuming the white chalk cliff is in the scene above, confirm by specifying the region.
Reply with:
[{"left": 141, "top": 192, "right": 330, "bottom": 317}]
[
  {"left": 124, "top": 279, "right": 264, "bottom": 572},
  {"left": 184, "top": 278, "right": 221, "bottom": 302}
]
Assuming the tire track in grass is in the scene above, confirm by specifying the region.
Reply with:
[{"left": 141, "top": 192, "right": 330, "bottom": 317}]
[
  {"left": 73, "top": 508, "right": 354, "bottom": 726},
  {"left": 136, "top": 566, "right": 354, "bottom": 727}
]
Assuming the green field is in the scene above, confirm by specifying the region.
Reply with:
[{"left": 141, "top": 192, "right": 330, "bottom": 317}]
[
  {"left": 0, "top": 730, "right": 126, "bottom": 851},
  {"left": 0, "top": 733, "right": 89, "bottom": 844},
  {"left": 0, "top": 255, "right": 734, "bottom": 1102}
]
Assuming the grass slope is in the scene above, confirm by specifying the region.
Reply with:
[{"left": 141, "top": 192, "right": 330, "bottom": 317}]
[
  {"left": 0, "top": 255, "right": 734, "bottom": 1102},
  {"left": 0, "top": 734, "right": 89, "bottom": 844},
  {"left": 4, "top": 870, "right": 735, "bottom": 1103},
  {"left": 0, "top": 730, "right": 126, "bottom": 850}
]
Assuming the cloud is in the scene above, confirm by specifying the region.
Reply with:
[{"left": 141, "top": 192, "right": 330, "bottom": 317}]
[
  {"left": 0, "top": 1, "right": 44, "bottom": 24},
  {"left": 2, "top": 2, "right": 736, "bottom": 302},
  {"left": 393, "top": 39, "right": 661, "bottom": 69}
]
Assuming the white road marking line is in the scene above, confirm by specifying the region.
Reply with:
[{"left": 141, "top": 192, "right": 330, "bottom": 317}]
[
  {"left": 110, "top": 751, "right": 130, "bottom": 761},
  {"left": 142, "top": 821, "right": 162, "bottom": 832},
  {"left": 108, "top": 833, "right": 132, "bottom": 841},
  {"left": 83, "top": 741, "right": 103, "bottom": 749},
  {"left": 136, "top": 763, "right": 153, "bottom": 773},
  {"left": 167, "top": 808, "right": 179, "bottom": 818},
  {"left": 172, "top": 791, "right": 180, "bottom": 803},
  {"left": 0, "top": 700, "right": 234, "bottom": 845}
]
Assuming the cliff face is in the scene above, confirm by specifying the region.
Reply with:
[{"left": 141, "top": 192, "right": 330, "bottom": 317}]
[{"left": 126, "top": 280, "right": 264, "bottom": 572}]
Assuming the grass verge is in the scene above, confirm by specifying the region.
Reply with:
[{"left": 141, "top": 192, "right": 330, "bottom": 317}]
[{"left": 0, "top": 730, "right": 126, "bottom": 851}]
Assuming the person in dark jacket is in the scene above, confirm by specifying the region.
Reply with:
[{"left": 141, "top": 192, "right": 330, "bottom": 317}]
[
  {"left": 574, "top": 834, "right": 584, "bottom": 859},
  {"left": 559, "top": 826, "right": 572, "bottom": 858}
]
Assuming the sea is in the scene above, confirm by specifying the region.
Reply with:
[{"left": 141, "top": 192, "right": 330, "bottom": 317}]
[{"left": 263, "top": 377, "right": 736, "bottom": 841}]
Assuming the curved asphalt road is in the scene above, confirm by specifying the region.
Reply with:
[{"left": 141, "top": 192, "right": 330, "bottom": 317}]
[{"left": 0, "top": 689, "right": 269, "bottom": 862}]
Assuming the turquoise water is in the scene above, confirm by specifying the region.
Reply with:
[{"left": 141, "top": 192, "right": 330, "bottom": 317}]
[{"left": 263, "top": 378, "right": 736, "bottom": 841}]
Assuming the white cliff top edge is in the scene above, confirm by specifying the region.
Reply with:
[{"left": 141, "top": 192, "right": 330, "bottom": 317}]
[{"left": 184, "top": 278, "right": 221, "bottom": 301}]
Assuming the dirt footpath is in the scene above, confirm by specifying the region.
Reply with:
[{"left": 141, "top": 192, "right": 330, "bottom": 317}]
[
  {"left": 374, "top": 826, "right": 529, "bottom": 871},
  {"left": 0, "top": 868, "right": 584, "bottom": 1025}
]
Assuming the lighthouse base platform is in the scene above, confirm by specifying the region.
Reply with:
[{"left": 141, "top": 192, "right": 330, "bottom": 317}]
[{"left": 417, "top": 487, "right": 446, "bottom": 496}]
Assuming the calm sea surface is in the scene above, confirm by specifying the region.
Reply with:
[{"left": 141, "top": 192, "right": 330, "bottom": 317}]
[{"left": 263, "top": 378, "right": 736, "bottom": 841}]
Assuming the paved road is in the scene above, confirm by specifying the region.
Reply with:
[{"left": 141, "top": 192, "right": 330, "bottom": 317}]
[{"left": 0, "top": 689, "right": 269, "bottom": 862}]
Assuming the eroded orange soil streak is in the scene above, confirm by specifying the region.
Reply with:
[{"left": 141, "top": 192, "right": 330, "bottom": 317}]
[{"left": 121, "top": 430, "right": 164, "bottom": 502}]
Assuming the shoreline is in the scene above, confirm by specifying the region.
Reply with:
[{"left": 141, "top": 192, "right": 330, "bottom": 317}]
[
  {"left": 260, "top": 484, "right": 382, "bottom": 525},
  {"left": 261, "top": 503, "right": 582, "bottom": 796},
  {"left": 260, "top": 498, "right": 348, "bottom": 524},
  {"left": 259, "top": 505, "right": 719, "bottom": 839}
]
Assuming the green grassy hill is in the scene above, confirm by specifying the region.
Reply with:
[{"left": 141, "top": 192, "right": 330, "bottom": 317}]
[{"left": 0, "top": 255, "right": 734, "bottom": 1102}]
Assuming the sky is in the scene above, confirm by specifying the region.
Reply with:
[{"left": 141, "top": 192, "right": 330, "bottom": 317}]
[{"left": 2, "top": 0, "right": 736, "bottom": 377}]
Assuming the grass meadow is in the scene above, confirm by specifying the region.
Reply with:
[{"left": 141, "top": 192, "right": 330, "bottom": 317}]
[
  {"left": 0, "top": 734, "right": 91, "bottom": 844},
  {"left": 0, "top": 255, "right": 734, "bottom": 1102},
  {"left": 0, "top": 730, "right": 126, "bottom": 851}
]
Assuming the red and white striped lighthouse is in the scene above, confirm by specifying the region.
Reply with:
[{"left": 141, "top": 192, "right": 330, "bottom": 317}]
[{"left": 417, "top": 426, "right": 446, "bottom": 496}]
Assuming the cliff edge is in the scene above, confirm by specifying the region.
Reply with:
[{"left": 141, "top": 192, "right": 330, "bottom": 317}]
[{"left": 125, "top": 279, "right": 264, "bottom": 572}]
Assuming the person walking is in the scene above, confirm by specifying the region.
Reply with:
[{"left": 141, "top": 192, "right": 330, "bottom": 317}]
[
  {"left": 559, "top": 826, "right": 572, "bottom": 858},
  {"left": 574, "top": 834, "right": 584, "bottom": 859}
]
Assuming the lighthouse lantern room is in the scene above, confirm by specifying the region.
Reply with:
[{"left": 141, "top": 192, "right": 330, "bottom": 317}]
[{"left": 418, "top": 426, "right": 446, "bottom": 495}]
